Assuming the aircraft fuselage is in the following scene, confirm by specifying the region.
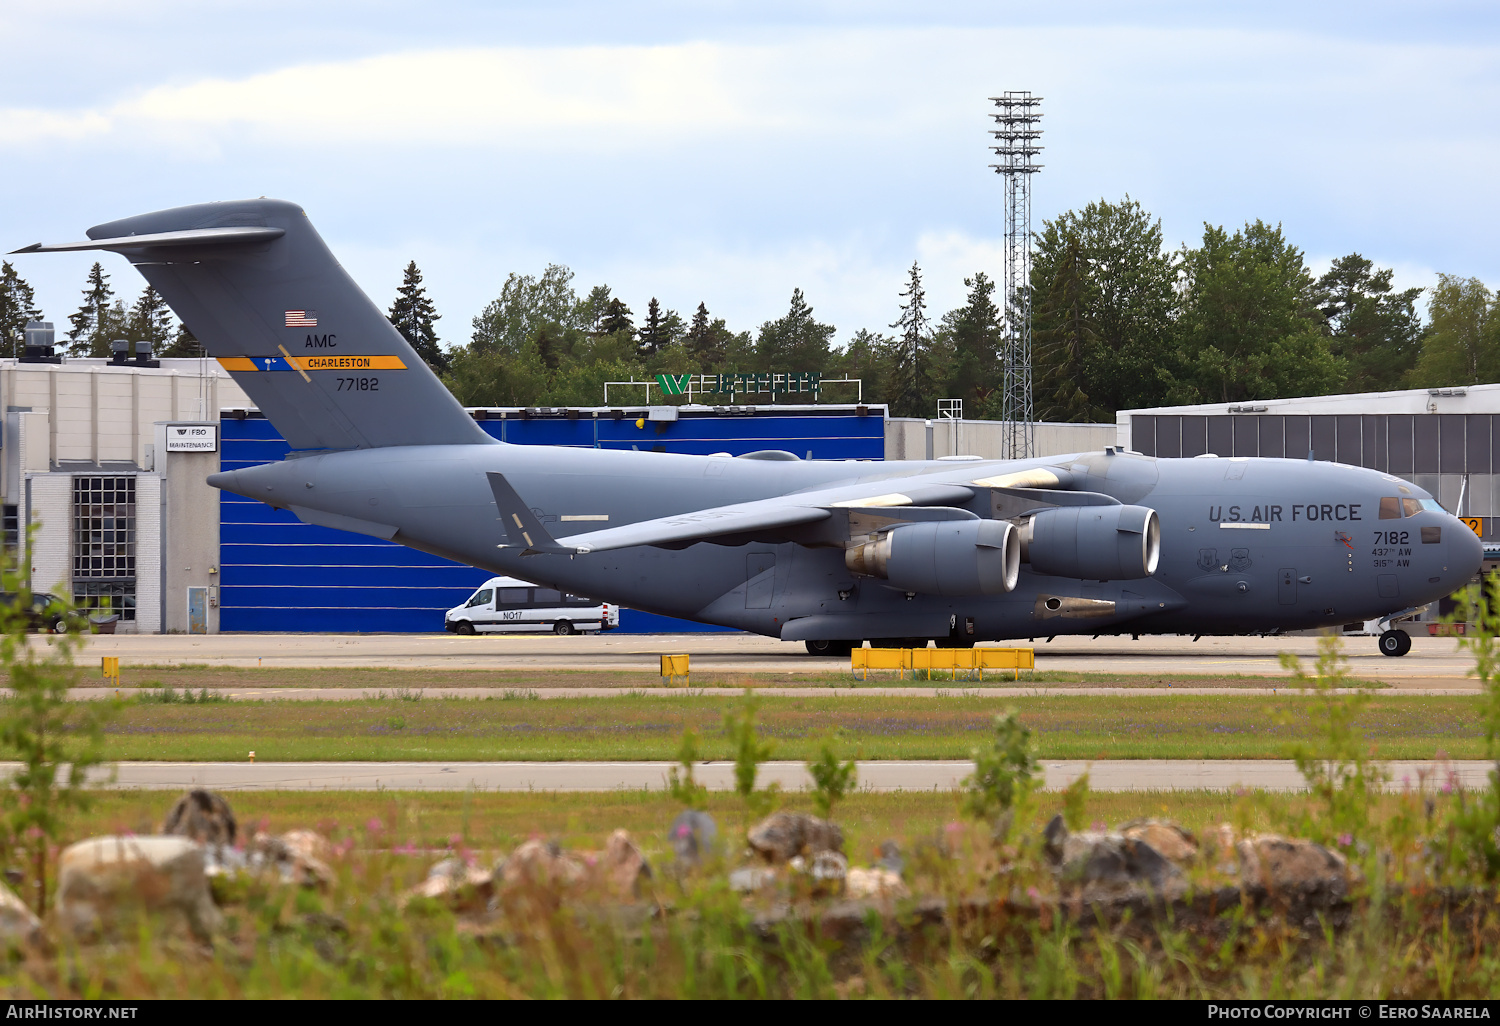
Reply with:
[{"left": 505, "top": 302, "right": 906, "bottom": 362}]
[{"left": 210, "top": 442, "right": 1483, "bottom": 643}]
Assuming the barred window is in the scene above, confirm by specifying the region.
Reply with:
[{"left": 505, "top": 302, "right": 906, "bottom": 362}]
[
  {"left": 72, "top": 476, "right": 136, "bottom": 580},
  {"left": 74, "top": 581, "right": 135, "bottom": 622}
]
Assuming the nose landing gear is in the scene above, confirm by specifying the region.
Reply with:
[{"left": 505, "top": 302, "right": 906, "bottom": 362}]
[{"left": 1378, "top": 629, "right": 1412, "bottom": 657}]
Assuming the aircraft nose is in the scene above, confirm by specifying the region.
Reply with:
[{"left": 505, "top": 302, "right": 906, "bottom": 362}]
[{"left": 1445, "top": 514, "right": 1484, "bottom": 583}]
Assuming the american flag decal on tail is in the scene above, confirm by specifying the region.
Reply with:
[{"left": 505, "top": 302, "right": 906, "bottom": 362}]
[{"left": 285, "top": 310, "right": 317, "bottom": 327}]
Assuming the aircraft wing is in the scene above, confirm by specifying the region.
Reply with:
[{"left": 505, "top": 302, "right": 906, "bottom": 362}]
[{"left": 487, "top": 472, "right": 978, "bottom": 555}]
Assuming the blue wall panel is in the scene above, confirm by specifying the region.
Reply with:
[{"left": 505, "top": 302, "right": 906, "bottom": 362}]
[{"left": 218, "top": 409, "right": 882, "bottom": 633}]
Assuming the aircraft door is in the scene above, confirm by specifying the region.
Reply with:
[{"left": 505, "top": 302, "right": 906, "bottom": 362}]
[
  {"left": 745, "top": 552, "right": 776, "bottom": 608},
  {"left": 1278, "top": 568, "right": 1297, "bottom": 606}
]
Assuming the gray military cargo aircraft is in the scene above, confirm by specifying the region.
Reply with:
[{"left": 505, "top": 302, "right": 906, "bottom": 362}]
[{"left": 14, "top": 199, "right": 1484, "bottom": 657}]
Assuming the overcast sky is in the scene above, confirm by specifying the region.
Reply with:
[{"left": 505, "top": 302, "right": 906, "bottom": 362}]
[{"left": 3, "top": 1, "right": 1496, "bottom": 349}]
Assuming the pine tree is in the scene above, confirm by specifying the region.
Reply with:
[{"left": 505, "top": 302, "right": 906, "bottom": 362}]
[
  {"left": 886, "top": 262, "right": 931, "bottom": 417},
  {"left": 387, "top": 261, "right": 447, "bottom": 372},
  {"left": 600, "top": 297, "right": 635, "bottom": 338},
  {"left": 127, "top": 286, "right": 174, "bottom": 355},
  {"left": 755, "top": 288, "right": 835, "bottom": 368},
  {"left": 638, "top": 297, "right": 667, "bottom": 357},
  {"left": 947, "top": 271, "right": 1003, "bottom": 408},
  {"left": 0, "top": 262, "right": 42, "bottom": 360},
  {"left": 66, "top": 262, "right": 112, "bottom": 357},
  {"left": 158, "top": 321, "right": 203, "bottom": 359}
]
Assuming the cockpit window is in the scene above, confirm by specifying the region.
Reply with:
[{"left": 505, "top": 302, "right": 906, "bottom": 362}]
[
  {"left": 1420, "top": 498, "right": 1445, "bottom": 513},
  {"left": 1402, "top": 498, "right": 1423, "bottom": 517},
  {"left": 1379, "top": 497, "right": 1403, "bottom": 519}
]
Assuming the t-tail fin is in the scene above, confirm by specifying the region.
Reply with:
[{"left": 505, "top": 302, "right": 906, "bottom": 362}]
[{"left": 13, "top": 199, "right": 490, "bottom": 451}]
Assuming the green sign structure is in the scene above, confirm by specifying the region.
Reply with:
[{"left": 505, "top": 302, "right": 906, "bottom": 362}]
[{"left": 653, "top": 372, "right": 822, "bottom": 400}]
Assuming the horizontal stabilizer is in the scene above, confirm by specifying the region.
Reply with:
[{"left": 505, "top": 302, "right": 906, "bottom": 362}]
[
  {"left": 287, "top": 504, "right": 398, "bottom": 541},
  {"left": 10, "top": 226, "right": 285, "bottom": 254}
]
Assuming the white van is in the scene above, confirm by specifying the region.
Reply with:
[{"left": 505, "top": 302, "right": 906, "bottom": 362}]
[{"left": 444, "top": 577, "right": 619, "bottom": 636}]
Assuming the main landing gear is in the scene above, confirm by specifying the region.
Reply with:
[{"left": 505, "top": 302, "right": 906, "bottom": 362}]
[
  {"left": 1378, "top": 629, "right": 1412, "bottom": 657},
  {"left": 804, "top": 639, "right": 855, "bottom": 657}
]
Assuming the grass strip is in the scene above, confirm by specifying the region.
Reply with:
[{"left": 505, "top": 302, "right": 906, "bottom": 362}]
[{"left": 94, "top": 692, "right": 1485, "bottom": 762}]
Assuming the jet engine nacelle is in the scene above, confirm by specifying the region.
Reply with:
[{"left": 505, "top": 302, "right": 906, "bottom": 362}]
[
  {"left": 844, "top": 519, "right": 1020, "bottom": 595},
  {"left": 1022, "top": 504, "right": 1160, "bottom": 580}
]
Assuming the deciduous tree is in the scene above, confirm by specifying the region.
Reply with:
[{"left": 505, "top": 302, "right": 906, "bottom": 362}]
[
  {"left": 1174, "top": 220, "right": 1343, "bottom": 403},
  {"left": 1030, "top": 197, "right": 1179, "bottom": 419},
  {"left": 1410, "top": 275, "right": 1498, "bottom": 387}
]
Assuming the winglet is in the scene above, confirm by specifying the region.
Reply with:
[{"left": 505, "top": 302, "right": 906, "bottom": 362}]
[{"left": 487, "top": 472, "right": 581, "bottom": 556}]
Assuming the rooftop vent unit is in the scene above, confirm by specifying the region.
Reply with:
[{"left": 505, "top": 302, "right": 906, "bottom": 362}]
[
  {"left": 20, "top": 321, "right": 61, "bottom": 364},
  {"left": 109, "top": 339, "right": 159, "bottom": 369}
]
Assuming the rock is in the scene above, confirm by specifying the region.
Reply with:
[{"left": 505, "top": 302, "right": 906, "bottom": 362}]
[
  {"left": 788, "top": 851, "right": 847, "bottom": 896},
  {"left": 729, "top": 867, "right": 778, "bottom": 893},
  {"left": 669, "top": 810, "right": 719, "bottom": 866},
  {"left": 1208, "top": 822, "right": 1240, "bottom": 874},
  {"left": 405, "top": 857, "right": 494, "bottom": 912},
  {"left": 846, "top": 867, "right": 909, "bottom": 900},
  {"left": 874, "top": 840, "right": 904, "bottom": 876},
  {"left": 162, "top": 789, "right": 237, "bottom": 847},
  {"left": 1120, "top": 820, "right": 1198, "bottom": 863},
  {"left": 498, "top": 839, "right": 586, "bottom": 891},
  {"left": 597, "top": 829, "right": 652, "bottom": 899},
  {"left": 0, "top": 881, "right": 41, "bottom": 949},
  {"left": 747, "top": 812, "right": 844, "bottom": 864},
  {"left": 57, "top": 836, "right": 223, "bottom": 940},
  {"left": 249, "top": 831, "right": 333, "bottom": 888},
  {"left": 1236, "top": 835, "right": 1352, "bottom": 901},
  {"left": 1042, "top": 814, "right": 1183, "bottom": 896}
]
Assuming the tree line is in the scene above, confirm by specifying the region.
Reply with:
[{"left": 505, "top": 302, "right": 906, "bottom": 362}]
[{"left": 4, "top": 197, "right": 1497, "bottom": 422}]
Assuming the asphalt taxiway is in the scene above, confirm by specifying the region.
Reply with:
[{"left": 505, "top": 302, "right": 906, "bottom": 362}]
[
  {"left": 55, "top": 759, "right": 1490, "bottom": 793},
  {"left": 76, "top": 632, "right": 1478, "bottom": 689}
]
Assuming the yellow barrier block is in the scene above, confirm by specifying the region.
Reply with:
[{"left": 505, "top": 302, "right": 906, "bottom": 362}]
[
  {"left": 851, "top": 645, "right": 1036, "bottom": 682},
  {"left": 661, "top": 653, "right": 690, "bottom": 686},
  {"left": 852, "top": 647, "right": 910, "bottom": 680},
  {"left": 100, "top": 656, "right": 120, "bottom": 685},
  {"left": 975, "top": 647, "right": 1035, "bottom": 680}
]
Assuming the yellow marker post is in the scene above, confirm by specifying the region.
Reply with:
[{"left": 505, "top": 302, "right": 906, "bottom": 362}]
[
  {"left": 661, "top": 653, "right": 690, "bottom": 687},
  {"left": 100, "top": 656, "right": 120, "bottom": 687}
]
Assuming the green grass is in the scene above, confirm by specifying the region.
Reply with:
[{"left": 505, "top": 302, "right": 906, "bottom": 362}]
[
  {"left": 97, "top": 692, "right": 1485, "bottom": 762},
  {"left": 10, "top": 785, "right": 1500, "bottom": 998}
]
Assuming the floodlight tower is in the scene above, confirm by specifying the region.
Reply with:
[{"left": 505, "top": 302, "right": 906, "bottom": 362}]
[{"left": 989, "top": 92, "right": 1043, "bottom": 460}]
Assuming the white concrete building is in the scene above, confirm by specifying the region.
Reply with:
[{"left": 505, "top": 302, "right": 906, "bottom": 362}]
[
  {"left": 2, "top": 357, "right": 249, "bottom": 634},
  {"left": 1117, "top": 385, "right": 1500, "bottom": 526}
]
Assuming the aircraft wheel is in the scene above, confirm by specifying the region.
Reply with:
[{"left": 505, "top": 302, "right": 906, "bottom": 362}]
[
  {"left": 554, "top": 621, "right": 575, "bottom": 636},
  {"left": 454, "top": 621, "right": 476, "bottom": 636},
  {"left": 804, "top": 639, "right": 854, "bottom": 657},
  {"left": 1378, "top": 629, "right": 1411, "bottom": 657}
]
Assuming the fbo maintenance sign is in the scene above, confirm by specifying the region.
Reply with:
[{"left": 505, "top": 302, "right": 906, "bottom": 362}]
[{"left": 164, "top": 424, "right": 218, "bottom": 453}]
